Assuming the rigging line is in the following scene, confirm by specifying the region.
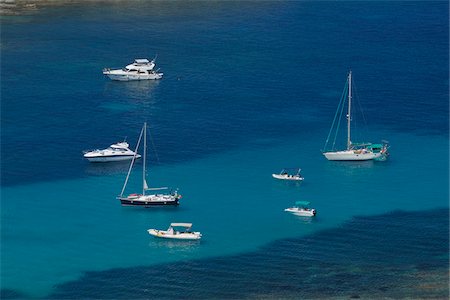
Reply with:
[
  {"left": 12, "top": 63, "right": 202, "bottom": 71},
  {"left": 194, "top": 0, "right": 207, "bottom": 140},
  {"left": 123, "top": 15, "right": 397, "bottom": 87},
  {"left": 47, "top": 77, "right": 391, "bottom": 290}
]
[
  {"left": 323, "top": 79, "right": 348, "bottom": 151},
  {"left": 120, "top": 124, "right": 144, "bottom": 197},
  {"left": 353, "top": 79, "right": 370, "bottom": 140},
  {"left": 147, "top": 123, "right": 161, "bottom": 165},
  {"left": 332, "top": 82, "right": 348, "bottom": 150}
]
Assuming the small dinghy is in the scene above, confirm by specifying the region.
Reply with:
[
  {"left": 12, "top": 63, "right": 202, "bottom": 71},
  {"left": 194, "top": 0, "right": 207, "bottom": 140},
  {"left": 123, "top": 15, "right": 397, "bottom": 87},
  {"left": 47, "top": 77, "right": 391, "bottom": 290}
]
[
  {"left": 148, "top": 223, "right": 202, "bottom": 240},
  {"left": 284, "top": 201, "right": 316, "bottom": 217},
  {"left": 272, "top": 168, "right": 304, "bottom": 181}
]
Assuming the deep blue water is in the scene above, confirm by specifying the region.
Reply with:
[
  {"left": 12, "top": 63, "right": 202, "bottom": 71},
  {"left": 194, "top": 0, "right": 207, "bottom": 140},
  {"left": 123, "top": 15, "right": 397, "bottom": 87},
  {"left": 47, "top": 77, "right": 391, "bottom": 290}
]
[
  {"left": 1, "top": 1, "right": 448, "bottom": 186},
  {"left": 1, "top": 1, "right": 448, "bottom": 298}
]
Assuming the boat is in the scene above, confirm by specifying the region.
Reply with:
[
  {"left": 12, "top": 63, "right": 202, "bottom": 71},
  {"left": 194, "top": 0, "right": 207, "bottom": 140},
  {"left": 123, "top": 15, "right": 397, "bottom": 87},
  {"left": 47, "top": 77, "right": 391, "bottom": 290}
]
[
  {"left": 322, "top": 71, "right": 389, "bottom": 161},
  {"left": 103, "top": 58, "right": 163, "bottom": 81},
  {"left": 148, "top": 223, "right": 202, "bottom": 240},
  {"left": 284, "top": 201, "right": 316, "bottom": 217},
  {"left": 272, "top": 168, "right": 304, "bottom": 181},
  {"left": 83, "top": 141, "right": 141, "bottom": 162},
  {"left": 117, "top": 123, "right": 181, "bottom": 207}
]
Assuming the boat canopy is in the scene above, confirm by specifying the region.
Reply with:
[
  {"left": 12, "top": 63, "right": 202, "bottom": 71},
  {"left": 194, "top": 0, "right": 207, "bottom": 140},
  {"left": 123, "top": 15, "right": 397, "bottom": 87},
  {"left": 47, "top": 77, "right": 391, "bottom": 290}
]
[
  {"left": 295, "top": 201, "right": 310, "bottom": 206},
  {"left": 170, "top": 223, "right": 192, "bottom": 228},
  {"left": 135, "top": 59, "right": 150, "bottom": 64},
  {"left": 351, "top": 142, "right": 372, "bottom": 147},
  {"left": 368, "top": 143, "right": 384, "bottom": 149}
]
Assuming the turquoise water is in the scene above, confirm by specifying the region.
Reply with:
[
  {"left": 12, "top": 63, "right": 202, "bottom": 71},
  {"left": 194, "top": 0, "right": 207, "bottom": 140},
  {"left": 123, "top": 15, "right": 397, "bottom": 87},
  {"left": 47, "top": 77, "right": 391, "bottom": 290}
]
[
  {"left": 1, "top": 1, "right": 448, "bottom": 298},
  {"left": 48, "top": 208, "right": 449, "bottom": 299},
  {"left": 2, "top": 131, "right": 448, "bottom": 297}
]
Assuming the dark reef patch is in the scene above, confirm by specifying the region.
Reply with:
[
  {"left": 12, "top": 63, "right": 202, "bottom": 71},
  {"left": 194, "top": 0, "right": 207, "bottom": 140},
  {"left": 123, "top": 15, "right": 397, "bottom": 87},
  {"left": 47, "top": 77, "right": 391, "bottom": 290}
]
[{"left": 0, "top": 288, "right": 29, "bottom": 299}]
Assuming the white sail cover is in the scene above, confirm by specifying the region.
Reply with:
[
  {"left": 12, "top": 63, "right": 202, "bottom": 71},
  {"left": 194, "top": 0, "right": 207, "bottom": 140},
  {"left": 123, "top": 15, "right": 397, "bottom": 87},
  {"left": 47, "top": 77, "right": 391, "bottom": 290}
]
[
  {"left": 170, "top": 223, "right": 192, "bottom": 228},
  {"left": 143, "top": 179, "right": 149, "bottom": 190}
]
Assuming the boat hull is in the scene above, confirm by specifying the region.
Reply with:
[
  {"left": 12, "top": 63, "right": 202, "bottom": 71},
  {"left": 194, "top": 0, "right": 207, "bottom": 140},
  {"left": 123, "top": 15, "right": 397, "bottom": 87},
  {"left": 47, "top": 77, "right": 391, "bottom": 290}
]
[
  {"left": 148, "top": 229, "right": 201, "bottom": 240},
  {"left": 85, "top": 154, "right": 141, "bottom": 162},
  {"left": 323, "top": 150, "right": 382, "bottom": 161},
  {"left": 272, "top": 174, "right": 304, "bottom": 181},
  {"left": 284, "top": 208, "right": 316, "bottom": 217},
  {"left": 104, "top": 72, "right": 163, "bottom": 81},
  {"left": 118, "top": 195, "right": 179, "bottom": 207}
]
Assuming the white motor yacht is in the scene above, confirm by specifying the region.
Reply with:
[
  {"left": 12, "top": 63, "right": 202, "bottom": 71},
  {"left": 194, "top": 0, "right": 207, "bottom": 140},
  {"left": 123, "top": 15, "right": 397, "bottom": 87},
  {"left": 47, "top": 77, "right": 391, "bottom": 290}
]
[
  {"left": 83, "top": 142, "right": 141, "bottom": 162},
  {"left": 148, "top": 223, "right": 202, "bottom": 240},
  {"left": 284, "top": 201, "right": 316, "bottom": 217},
  {"left": 103, "top": 58, "right": 163, "bottom": 81}
]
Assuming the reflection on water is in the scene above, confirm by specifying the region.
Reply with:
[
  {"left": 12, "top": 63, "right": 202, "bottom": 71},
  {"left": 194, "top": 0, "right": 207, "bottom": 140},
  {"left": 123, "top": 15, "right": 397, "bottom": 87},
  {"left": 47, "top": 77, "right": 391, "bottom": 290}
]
[
  {"left": 323, "top": 159, "right": 381, "bottom": 179},
  {"left": 326, "top": 159, "right": 375, "bottom": 169},
  {"left": 148, "top": 238, "right": 201, "bottom": 254},
  {"left": 103, "top": 80, "right": 160, "bottom": 102},
  {"left": 274, "top": 180, "right": 304, "bottom": 188},
  {"left": 290, "top": 215, "right": 318, "bottom": 225},
  {"left": 84, "top": 160, "right": 141, "bottom": 176},
  {"left": 99, "top": 80, "right": 161, "bottom": 114}
]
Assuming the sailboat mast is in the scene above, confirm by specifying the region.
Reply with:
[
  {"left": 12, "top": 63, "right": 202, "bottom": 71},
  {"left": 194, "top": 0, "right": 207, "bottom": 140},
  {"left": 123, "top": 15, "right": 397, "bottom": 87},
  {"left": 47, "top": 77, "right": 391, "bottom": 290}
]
[
  {"left": 347, "top": 71, "right": 352, "bottom": 150},
  {"left": 120, "top": 124, "right": 144, "bottom": 197},
  {"left": 143, "top": 122, "right": 147, "bottom": 195}
]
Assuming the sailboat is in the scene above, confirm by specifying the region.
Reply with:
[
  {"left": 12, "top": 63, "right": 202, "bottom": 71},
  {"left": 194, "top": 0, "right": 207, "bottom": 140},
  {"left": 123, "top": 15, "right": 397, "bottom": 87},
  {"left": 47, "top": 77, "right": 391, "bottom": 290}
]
[
  {"left": 117, "top": 123, "right": 182, "bottom": 206},
  {"left": 322, "top": 71, "right": 389, "bottom": 161}
]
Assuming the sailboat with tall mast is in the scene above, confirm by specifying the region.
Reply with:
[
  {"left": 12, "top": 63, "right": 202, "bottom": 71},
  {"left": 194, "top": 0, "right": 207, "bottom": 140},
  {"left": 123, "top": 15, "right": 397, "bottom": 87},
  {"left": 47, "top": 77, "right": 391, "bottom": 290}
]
[
  {"left": 322, "top": 71, "right": 388, "bottom": 161},
  {"left": 117, "top": 123, "right": 181, "bottom": 206}
]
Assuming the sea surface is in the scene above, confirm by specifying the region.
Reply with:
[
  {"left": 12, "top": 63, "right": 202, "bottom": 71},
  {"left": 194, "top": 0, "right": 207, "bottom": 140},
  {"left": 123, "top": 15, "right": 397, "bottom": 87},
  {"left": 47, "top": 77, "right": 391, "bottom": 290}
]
[{"left": 1, "top": 1, "right": 448, "bottom": 299}]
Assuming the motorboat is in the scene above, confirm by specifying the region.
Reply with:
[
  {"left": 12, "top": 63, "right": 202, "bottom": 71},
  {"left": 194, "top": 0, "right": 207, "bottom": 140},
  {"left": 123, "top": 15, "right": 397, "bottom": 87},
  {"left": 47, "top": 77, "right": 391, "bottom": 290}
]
[
  {"left": 83, "top": 142, "right": 141, "bottom": 162},
  {"left": 103, "top": 58, "right": 163, "bottom": 81},
  {"left": 117, "top": 123, "right": 182, "bottom": 207},
  {"left": 148, "top": 223, "right": 202, "bottom": 240},
  {"left": 272, "top": 168, "right": 304, "bottom": 181},
  {"left": 322, "top": 71, "right": 389, "bottom": 161},
  {"left": 284, "top": 201, "right": 316, "bottom": 217}
]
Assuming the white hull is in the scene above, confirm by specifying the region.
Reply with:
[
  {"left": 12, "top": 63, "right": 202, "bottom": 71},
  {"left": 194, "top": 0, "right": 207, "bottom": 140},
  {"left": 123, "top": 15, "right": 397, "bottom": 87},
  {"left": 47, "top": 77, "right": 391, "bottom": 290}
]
[
  {"left": 84, "top": 141, "right": 141, "bottom": 163},
  {"left": 119, "top": 193, "right": 180, "bottom": 205},
  {"left": 272, "top": 174, "right": 304, "bottom": 181},
  {"left": 323, "top": 150, "right": 382, "bottom": 161},
  {"left": 284, "top": 207, "right": 316, "bottom": 217},
  {"left": 105, "top": 73, "right": 163, "bottom": 81},
  {"left": 85, "top": 154, "right": 141, "bottom": 162},
  {"left": 148, "top": 229, "right": 202, "bottom": 240}
]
